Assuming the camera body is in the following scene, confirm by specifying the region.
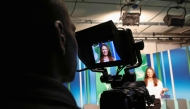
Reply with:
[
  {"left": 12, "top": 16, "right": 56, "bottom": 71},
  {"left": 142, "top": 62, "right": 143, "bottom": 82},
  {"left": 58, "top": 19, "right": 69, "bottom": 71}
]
[
  {"left": 99, "top": 68, "right": 153, "bottom": 109},
  {"left": 75, "top": 20, "right": 154, "bottom": 109},
  {"left": 100, "top": 88, "right": 146, "bottom": 109}
]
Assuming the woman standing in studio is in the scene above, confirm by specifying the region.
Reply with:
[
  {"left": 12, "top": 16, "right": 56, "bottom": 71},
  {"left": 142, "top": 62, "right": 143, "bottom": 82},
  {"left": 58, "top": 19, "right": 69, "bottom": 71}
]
[{"left": 144, "top": 67, "right": 168, "bottom": 109}]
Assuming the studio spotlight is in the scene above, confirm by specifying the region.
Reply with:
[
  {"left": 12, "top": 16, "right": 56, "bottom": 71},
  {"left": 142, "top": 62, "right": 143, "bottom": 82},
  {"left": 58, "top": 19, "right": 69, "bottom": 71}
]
[
  {"left": 163, "top": 6, "right": 186, "bottom": 27},
  {"left": 120, "top": 5, "right": 141, "bottom": 26}
]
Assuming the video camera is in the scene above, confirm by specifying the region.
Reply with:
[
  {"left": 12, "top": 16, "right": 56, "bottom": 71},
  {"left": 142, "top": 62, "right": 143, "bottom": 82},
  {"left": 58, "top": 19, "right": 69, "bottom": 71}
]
[{"left": 75, "top": 20, "right": 154, "bottom": 109}]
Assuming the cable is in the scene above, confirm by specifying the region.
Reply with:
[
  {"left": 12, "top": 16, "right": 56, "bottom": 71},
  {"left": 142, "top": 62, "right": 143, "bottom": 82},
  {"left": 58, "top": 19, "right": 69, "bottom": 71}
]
[
  {"left": 71, "top": 16, "right": 82, "bottom": 21},
  {"left": 70, "top": 0, "right": 77, "bottom": 16}
]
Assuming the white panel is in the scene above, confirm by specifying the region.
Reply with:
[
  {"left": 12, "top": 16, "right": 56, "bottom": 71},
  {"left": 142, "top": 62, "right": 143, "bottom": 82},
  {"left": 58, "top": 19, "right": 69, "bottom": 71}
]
[
  {"left": 140, "top": 41, "right": 182, "bottom": 54},
  {"left": 140, "top": 41, "right": 157, "bottom": 54},
  {"left": 156, "top": 43, "right": 181, "bottom": 52}
]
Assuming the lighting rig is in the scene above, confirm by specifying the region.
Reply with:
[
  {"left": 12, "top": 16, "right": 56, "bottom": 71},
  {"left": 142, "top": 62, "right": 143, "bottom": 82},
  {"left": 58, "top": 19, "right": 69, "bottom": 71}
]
[{"left": 120, "top": 3, "right": 141, "bottom": 26}]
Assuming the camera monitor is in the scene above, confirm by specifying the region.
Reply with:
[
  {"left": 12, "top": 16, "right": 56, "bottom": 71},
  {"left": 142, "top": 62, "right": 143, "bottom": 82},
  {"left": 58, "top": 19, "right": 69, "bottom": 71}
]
[
  {"left": 75, "top": 20, "right": 137, "bottom": 69},
  {"left": 92, "top": 41, "right": 121, "bottom": 66}
]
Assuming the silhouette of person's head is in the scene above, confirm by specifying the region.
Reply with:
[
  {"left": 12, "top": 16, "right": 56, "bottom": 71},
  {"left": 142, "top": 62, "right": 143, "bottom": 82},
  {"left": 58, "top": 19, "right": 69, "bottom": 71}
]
[
  {"left": 1, "top": 0, "right": 78, "bottom": 82},
  {"left": 1, "top": 1, "right": 82, "bottom": 109}
]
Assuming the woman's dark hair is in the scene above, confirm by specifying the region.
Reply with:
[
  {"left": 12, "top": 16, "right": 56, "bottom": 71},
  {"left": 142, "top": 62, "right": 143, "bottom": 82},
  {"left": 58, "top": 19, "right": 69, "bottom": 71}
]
[
  {"left": 144, "top": 67, "right": 158, "bottom": 86},
  {"left": 99, "top": 44, "right": 114, "bottom": 63}
]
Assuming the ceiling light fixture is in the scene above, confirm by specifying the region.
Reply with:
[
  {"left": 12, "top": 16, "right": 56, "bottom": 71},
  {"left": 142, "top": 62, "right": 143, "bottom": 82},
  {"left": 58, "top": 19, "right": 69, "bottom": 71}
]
[
  {"left": 120, "top": 4, "right": 141, "bottom": 26},
  {"left": 163, "top": 6, "right": 186, "bottom": 27}
]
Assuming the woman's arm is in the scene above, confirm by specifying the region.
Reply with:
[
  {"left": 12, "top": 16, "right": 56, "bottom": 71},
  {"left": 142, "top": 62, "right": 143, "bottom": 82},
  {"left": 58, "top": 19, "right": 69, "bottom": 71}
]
[
  {"left": 158, "top": 80, "right": 168, "bottom": 95},
  {"left": 161, "top": 88, "right": 169, "bottom": 95}
]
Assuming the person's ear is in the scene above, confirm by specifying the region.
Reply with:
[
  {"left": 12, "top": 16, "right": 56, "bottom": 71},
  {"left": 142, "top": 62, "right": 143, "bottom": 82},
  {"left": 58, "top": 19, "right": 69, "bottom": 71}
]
[{"left": 54, "top": 20, "right": 66, "bottom": 55}]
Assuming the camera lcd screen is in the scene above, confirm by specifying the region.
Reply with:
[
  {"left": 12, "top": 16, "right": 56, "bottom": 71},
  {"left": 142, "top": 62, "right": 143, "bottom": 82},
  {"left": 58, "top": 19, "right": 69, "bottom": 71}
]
[{"left": 92, "top": 41, "right": 121, "bottom": 64}]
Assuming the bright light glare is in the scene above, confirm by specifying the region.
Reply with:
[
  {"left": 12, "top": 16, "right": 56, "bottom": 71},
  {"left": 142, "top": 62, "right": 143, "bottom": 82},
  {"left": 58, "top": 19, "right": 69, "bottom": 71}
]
[{"left": 98, "top": 11, "right": 121, "bottom": 22}]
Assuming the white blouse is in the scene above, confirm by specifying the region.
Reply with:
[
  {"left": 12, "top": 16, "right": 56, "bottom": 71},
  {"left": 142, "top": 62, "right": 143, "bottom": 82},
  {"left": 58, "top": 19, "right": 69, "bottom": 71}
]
[{"left": 146, "top": 79, "right": 163, "bottom": 99}]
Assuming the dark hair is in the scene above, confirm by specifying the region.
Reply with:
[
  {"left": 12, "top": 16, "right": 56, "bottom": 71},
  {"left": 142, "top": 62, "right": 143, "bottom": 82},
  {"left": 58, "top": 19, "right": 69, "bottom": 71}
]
[
  {"left": 99, "top": 44, "right": 114, "bottom": 63},
  {"left": 144, "top": 67, "right": 158, "bottom": 86}
]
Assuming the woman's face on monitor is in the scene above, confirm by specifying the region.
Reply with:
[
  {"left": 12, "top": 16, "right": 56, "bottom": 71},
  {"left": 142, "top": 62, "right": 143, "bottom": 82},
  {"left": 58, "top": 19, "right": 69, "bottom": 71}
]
[{"left": 102, "top": 46, "right": 108, "bottom": 56}]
